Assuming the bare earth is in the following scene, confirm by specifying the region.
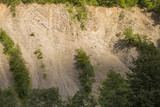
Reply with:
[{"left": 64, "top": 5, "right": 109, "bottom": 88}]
[{"left": 0, "top": 3, "right": 160, "bottom": 98}]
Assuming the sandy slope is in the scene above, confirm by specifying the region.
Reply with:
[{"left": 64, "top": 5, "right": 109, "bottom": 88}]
[{"left": 0, "top": 3, "right": 159, "bottom": 97}]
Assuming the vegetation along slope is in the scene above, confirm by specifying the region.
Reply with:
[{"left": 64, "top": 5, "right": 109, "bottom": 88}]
[{"left": 0, "top": 0, "right": 160, "bottom": 106}]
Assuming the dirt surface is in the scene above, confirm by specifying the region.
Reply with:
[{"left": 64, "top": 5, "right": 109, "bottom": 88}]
[{"left": 0, "top": 4, "right": 159, "bottom": 98}]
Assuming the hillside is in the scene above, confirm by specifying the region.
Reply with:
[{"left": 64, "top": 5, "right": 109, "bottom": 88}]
[
  {"left": 0, "top": 3, "right": 160, "bottom": 98},
  {"left": 0, "top": 2, "right": 160, "bottom": 107}
]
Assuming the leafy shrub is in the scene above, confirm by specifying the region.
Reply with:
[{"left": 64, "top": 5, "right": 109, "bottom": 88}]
[
  {"left": 99, "top": 70, "right": 129, "bottom": 107},
  {"left": 0, "top": 29, "right": 14, "bottom": 54},
  {"left": 9, "top": 45, "right": 31, "bottom": 99},
  {"left": 97, "top": 0, "right": 137, "bottom": 7},
  {"left": 86, "top": 0, "right": 99, "bottom": 6},
  {"left": 4, "top": 0, "right": 21, "bottom": 16},
  {"left": 0, "top": 29, "right": 31, "bottom": 100},
  {"left": 76, "top": 5, "right": 88, "bottom": 22},
  {"left": 66, "top": 2, "right": 88, "bottom": 30},
  {"left": 41, "top": 63, "right": 45, "bottom": 68},
  {"left": 30, "top": 33, "right": 35, "bottom": 36},
  {"left": 139, "top": 0, "right": 160, "bottom": 14},
  {"left": 26, "top": 88, "right": 62, "bottom": 107},
  {"left": 0, "top": 0, "right": 159, "bottom": 17},
  {"left": 127, "top": 54, "right": 160, "bottom": 107},
  {"left": 76, "top": 48, "right": 95, "bottom": 93},
  {"left": 123, "top": 27, "right": 158, "bottom": 55},
  {"left": 0, "top": 88, "right": 19, "bottom": 107},
  {"left": 34, "top": 49, "right": 43, "bottom": 59},
  {"left": 67, "top": 89, "right": 97, "bottom": 107},
  {"left": 65, "top": 49, "right": 97, "bottom": 107},
  {"left": 119, "top": 10, "right": 125, "bottom": 20},
  {"left": 123, "top": 27, "right": 160, "bottom": 106},
  {"left": 125, "top": 0, "right": 138, "bottom": 7},
  {"left": 43, "top": 73, "right": 47, "bottom": 79}
]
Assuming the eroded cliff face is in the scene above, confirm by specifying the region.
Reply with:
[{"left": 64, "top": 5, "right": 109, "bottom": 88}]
[{"left": 0, "top": 3, "right": 160, "bottom": 98}]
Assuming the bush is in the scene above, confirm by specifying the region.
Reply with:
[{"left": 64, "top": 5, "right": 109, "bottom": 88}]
[
  {"left": 65, "top": 49, "right": 97, "bottom": 107},
  {"left": 67, "top": 89, "right": 97, "bottom": 107},
  {"left": 97, "top": 0, "right": 137, "bottom": 7},
  {"left": 76, "top": 48, "right": 95, "bottom": 93},
  {"left": 0, "top": 0, "right": 159, "bottom": 16},
  {"left": 125, "top": 0, "right": 138, "bottom": 7},
  {"left": 127, "top": 55, "right": 160, "bottom": 106},
  {"left": 34, "top": 49, "right": 43, "bottom": 59},
  {"left": 43, "top": 73, "right": 47, "bottom": 79},
  {"left": 0, "top": 88, "right": 19, "bottom": 107},
  {"left": 99, "top": 70, "right": 130, "bottom": 107},
  {"left": 9, "top": 45, "right": 31, "bottom": 99},
  {"left": 26, "top": 88, "right": 62, "bottom": 107},
  {"left": 0, "top": 29, "right": 14, "bottom": 54},
  {"left": 139, "top": 0, "right": 160, "bottom": 14},
  {"left": 123, "top": 27, "right": 158, "bottom": 55},
  {"left": 30, "top": 33, "right": 35, "bottom": 36},
  {"left": 123, "top": 27, "right": 160, "bottom": 106},
  {"left": 0, "top": 29, "right": 31, "bottom": 100},
  {"left": 41, "top": 63, "right": 45, "bottom": 68}
]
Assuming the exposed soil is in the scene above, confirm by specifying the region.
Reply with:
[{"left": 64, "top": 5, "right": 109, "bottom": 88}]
[{"left": 0, "top": 3, "right": 159, "bottom": 98}]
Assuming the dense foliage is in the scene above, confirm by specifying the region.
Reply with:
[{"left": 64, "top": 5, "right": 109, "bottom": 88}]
[
  {"left": 0, "top": 29, "right": 14, "bottom": 54},
  {"left": 123, "top": 27, "right": 160, "bottom": 106},
  {"left": 65, "top": 49, "right": 96, "bottom": 107},
  {"left": 75, "top": 48, "right": 95, "bottom": 93},
  {"left": 99, "top": 70, "right": 130, "bottom": 107},
  {"left": 0, "top": 29, "right": 31, "bottom": 99},
  {"left": 26, "top": 88, "right": 62, "bottom": 107},
  {"left": 99, "top": 28, "right": 160, "bottom": 107},
  {"left": 127, "top": 54, "right": 160, "bottom": 106},
  {"left": 9, "top": 45, "right": 31, "bottom": 99},
  {"left": 139, "top": 0, "right": 160, "bottom": 13},
  {"left": 123, "top": 27, "right": 158, "bottom": 55},
  {"left": 97, "top": 0, "right": 138, "bottom": 7},
  {"left": 0, "top": 87, "right": 62, "bottom": 107},
  {"left": 0, "top": 0, "right": 159, "bottom": 20},
  {"left": 67, "top": 90, "right": 97, "bottom": 107},
  {"left": 34, "top": 49, "right": 43, "bottom": 59},
  {"left": 0, "top": 88, "right": 19, "bottom": 107}
]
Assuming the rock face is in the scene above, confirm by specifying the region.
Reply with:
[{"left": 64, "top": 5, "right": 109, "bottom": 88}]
[{"left": 0, "top": 3, "right": 159, "bottom": 98}]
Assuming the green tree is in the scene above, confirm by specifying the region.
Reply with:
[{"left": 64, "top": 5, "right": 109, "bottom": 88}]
[
  {"left": 99, "top": 70, "right": 129, "bottom": 107},
  {"left": 127, "top": 55, "right": 160, "bottom": 107},
  {"left": 67, "top": 89, "right": 97, "bottom": 107},
  {"left": 26, "top": 88, "right": 62, "bottom": 107},
  {"left": 0, "top": 88, "right": 19, "bottom": 107},
  {"left": 123, "top": 27, "right": 160, "bottom": 106},
  {"left": 76, "top": 48, "right": 95, "bottom": 93},
  {"left": 66, "top": 49, "right": 97, "bottom": 107},
  {"left": 125, "top": 0, "right": 138, "bottom": 7},
  {"left": 0, "top": 30, "right": 31, "bottom": 100}
]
